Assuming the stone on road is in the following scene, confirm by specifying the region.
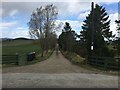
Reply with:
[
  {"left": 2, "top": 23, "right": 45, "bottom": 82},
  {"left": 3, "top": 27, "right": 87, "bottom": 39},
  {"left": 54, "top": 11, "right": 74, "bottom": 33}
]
[{"left": 2, "top": 51, "right": 119, "bottom": 88}]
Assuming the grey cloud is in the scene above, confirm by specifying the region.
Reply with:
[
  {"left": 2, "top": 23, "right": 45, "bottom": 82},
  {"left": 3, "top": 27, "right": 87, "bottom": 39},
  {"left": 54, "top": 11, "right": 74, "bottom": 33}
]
[
  {"left": 2, "top": 2, "right": 90, "bottom": 18},
  {"left": 2, "top": 2, "right": 49, "bottom": 17}
]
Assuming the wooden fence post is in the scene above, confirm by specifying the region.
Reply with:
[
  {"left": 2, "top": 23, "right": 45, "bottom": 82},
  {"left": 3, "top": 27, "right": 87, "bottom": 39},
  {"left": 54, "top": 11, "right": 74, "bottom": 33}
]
[
  {"left": 104, "top": 57, "right": 108, "bottom": 70},
  {"left": 15, "top": 53, "right": 19, "bottom": 65},
  {"left": 16, "top": 53, "right": 20, "bottom": 65},
  {"left": 18, "top": 54, "right": 27, "bottom": 66}
]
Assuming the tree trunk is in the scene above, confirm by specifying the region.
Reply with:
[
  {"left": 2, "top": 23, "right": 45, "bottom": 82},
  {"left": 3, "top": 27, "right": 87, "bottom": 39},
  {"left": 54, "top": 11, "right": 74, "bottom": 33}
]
[{"left": 40, "top": 38, "right": 44, "bottom": 57}]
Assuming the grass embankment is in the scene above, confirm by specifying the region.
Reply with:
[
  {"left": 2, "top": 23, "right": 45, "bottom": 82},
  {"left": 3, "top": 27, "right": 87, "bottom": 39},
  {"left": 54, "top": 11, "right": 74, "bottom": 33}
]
[
  {"left": 61, "top": 50, "right": 119, "bottom": 75},
  {"left": 61, "top": 50, "right": 85, "bottom": 65},
  {"left": 2, "top": 40, "right": 54, "bottom": 67}
]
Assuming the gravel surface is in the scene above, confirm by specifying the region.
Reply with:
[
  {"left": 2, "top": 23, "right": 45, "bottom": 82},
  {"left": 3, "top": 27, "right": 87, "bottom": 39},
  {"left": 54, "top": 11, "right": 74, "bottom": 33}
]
[
  {"left": 2, "top": 51, "right": 119, "bottom": 88},
  {"left": 2, "top": 73, "right": 118, "bottom": 88}
]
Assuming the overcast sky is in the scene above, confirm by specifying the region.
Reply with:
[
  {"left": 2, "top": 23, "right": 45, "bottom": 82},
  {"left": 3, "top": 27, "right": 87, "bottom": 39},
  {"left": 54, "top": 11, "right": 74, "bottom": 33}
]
[{"left": 0, "top": 0, "right": 119, "bottom": 38}]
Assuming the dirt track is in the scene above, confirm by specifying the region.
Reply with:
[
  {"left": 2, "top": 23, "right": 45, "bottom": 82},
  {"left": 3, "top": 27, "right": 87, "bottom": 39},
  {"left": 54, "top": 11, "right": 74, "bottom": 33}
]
[
  {"left": 3, "top": 51, "right": 95, "bottom": 73},
  {"left": 2, "top": 51, "right": 119, "bottom": 88}
]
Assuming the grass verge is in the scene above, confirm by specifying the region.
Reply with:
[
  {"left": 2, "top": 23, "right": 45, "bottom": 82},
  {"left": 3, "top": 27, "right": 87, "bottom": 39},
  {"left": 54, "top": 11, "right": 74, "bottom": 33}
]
[
  {"left": 26, "top": 49, "right": 54, "bottom": 65},
  {"left": 61, "top": 50, "right": 119, "bottom": 76}
]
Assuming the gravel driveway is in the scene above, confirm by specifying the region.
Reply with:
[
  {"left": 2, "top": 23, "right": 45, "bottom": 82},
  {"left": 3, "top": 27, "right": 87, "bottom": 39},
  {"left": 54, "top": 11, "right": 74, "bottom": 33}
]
[
  {"left": 2, "top": 73, "right": 118, "bottom": 88},
  {"left": 2, "top": 51, "right": 119, "bottom": 88},
  {"left": 3, "top": 51, "right": 96, "bottom": 73}
]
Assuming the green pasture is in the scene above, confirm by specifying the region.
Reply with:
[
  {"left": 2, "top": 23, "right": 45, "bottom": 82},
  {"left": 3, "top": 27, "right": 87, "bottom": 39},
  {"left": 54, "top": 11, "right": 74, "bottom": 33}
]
[
  {"left": 2, "top": 40, "right": 41, "bottom": 55},
  {"left": 2, "top": 40, "right": 41, "bottom": 66},
  {"left": 2, "top": 40, "right": 54, "bottom": 67}
]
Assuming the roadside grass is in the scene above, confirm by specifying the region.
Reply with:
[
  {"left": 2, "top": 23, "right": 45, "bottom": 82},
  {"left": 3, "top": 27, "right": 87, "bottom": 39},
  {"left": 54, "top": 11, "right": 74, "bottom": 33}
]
[
  {"left": 61, "top": 50, "right": 119, "bottom": 76},
  {"left": 2, "top": 40, "right": 54, "bottom": 68},
  {"left": 107, "top": 44, "right": 116, "bottom": 50},
  {"left": 61, "top": 50, "right": 85, "bottom": 65}
]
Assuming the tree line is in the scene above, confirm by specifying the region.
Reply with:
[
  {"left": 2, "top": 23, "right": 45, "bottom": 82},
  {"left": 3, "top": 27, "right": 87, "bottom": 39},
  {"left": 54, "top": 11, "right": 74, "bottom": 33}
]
[
  {"left": 58, "top": 3, "right": 120, "bottom": 58},
  {"left": 28, "top": 3, "right": 120, "bottom": 58}
]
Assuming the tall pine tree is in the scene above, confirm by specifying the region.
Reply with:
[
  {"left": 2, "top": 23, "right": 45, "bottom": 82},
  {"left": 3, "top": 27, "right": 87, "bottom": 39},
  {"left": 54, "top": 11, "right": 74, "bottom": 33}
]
[
  {"left": 80, "top": 3, "right": 113, "bottom": 56},
  {"left": 58, "top": 22, "right": 77, "bottom": 52},
  {"left": 115, "top": 20, "right": 120, "bottom": 55}
]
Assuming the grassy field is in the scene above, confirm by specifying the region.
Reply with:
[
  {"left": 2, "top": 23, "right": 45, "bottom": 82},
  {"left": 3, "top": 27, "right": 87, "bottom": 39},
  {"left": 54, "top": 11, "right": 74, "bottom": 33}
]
[
  {"left": 2, "top": 40, "right": 41, "bottom": 66},
  {"left": 2, "top": 40, "right": 54, "bottom": 67},
  {"left": 2, "top": 40, "right": 41, "bottom": 55}
]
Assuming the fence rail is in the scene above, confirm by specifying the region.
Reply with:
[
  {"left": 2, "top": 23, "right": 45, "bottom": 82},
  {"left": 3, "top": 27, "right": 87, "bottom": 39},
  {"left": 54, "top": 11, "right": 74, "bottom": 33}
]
[
  {"left": 0, "top": 52, "right": 36, "bottom": 65},
  {"left": 87, "top": 56, "right": 120, "bottom": 70},
  {"left": 1, "top": 55, "right": 19, "bottom": 64}
]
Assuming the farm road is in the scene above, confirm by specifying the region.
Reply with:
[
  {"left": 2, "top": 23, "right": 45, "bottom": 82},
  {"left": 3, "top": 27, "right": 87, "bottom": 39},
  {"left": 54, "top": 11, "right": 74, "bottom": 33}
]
[
  {"left": 3, "top": 51, "right": 95, "bottom": 73},
  {"left": 2, "top": 51, "right": 119, "bottom": 88}
]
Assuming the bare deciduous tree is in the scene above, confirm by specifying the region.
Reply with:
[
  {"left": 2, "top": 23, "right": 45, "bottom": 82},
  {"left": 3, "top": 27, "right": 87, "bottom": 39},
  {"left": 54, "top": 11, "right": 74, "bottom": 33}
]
[{"left": 28, "top": 4, "right": 58, "bottom": 57}]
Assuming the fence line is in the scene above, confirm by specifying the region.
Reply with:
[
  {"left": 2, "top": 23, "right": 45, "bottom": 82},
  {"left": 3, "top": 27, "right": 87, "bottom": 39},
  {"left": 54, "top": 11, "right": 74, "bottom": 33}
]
[
  {"left": 87, "top": 56, "right": 120, "bottom": 70},
  {"left": 1, "top": 52, "right": 36, "bottom": 65},
  {"left": 1, "top": 55, "right": 19, "bottom": 64}
]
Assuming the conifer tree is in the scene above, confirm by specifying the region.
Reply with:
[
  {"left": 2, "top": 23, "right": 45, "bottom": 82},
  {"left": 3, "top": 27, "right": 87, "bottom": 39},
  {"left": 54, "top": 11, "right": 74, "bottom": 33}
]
[{"left": 80, "top": 3, "right": 112, "bottom": 56}]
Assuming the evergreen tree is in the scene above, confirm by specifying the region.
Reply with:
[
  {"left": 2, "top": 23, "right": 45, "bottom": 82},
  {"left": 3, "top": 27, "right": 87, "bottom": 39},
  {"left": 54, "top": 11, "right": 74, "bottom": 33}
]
[
  {"left": 80, "top": 3, "right": 113, "bottom": 56},
  {"left": 58, "top": 22, "right": 77, "bottom": 52},
  {"left": 115, "top": 20, "right": 120, "bottom": 55},
  {"left": 63, "top": 22, "right": 72, "bottom": 31}
]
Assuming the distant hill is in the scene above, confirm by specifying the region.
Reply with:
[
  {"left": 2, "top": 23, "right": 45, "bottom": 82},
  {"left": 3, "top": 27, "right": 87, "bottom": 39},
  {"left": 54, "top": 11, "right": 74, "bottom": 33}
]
[
  {"left": 0, "top": 38, "right": 13, "bottom": 41},
  {"left": 13, "top": 37, "right": 33, "bottom": 40},
  {"left": 1, "top": 37, "right": 34, "bottom": 41}
]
